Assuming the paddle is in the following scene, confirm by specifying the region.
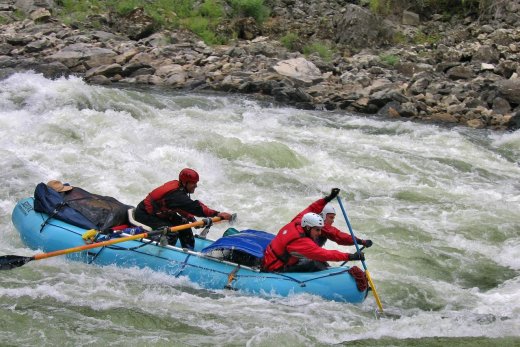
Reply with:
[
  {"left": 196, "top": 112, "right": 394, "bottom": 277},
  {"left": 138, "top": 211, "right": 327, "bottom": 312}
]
[
  {"left": 336, "top": 196, "right": 384, "bottom": 313},
  {"left": 0, "top": 216, "right": 231, "bottom": 271}
]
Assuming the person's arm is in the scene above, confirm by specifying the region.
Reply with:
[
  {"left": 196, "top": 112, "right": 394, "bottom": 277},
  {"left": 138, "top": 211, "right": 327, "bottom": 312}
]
[
  {"left": 290, "top": 198, "right": 328, "bottom": 224},
  {"left": 322, "top": 225, "right": 373, "bottom": 248},
  {"left": 321, "top": 225, "right": 355, "bottom": 245},
  {"left": 286, "top": 238, "right": 349, "bottom": 262},
  {"left": 165, "top": 190, "right": 232, "bottom": 220},
  {"left": 290, "top": 189, "right": 340, "bottom": 224},
  {"left": 163, "top": 190, "right": 211, "bottom": 216}
]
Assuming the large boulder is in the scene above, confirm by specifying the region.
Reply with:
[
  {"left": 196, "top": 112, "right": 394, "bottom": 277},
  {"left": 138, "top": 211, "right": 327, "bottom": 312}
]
[
  {"left": 110, "top": 7, "right": 156, "bottom": 41},
  {"left": 46, "top": 43, "right": 116, "bottom": 69},
  {"left": 495, "top": 79, "right": 520, "bottom": 105},
  {"left": 333, "top": 4, "right": 394, "bottom": 49},
  {"left": 14, "top": 0, "right": 54, "bottom": 15},
  {"left": 271, "top": 57, "right": 324, "bottom": 86}
]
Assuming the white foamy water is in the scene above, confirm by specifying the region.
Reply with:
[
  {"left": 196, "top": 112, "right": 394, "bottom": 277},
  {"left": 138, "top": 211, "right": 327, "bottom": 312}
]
[{"left": 1, "top": 72, "right": 519, "bottom": 346}]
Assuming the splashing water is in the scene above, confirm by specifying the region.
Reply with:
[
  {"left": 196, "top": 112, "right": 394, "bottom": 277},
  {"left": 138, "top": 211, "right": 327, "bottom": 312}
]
[{"left": 1, "top": 72, "right": 519, "bottom": 346}]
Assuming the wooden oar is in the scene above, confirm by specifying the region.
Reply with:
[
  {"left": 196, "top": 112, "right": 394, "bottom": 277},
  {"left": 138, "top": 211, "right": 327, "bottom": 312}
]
[
  {"left": 336, "top": 196, "right": 384, "bottom": 313},
  {"left": 1, "top": 216, "right": 228, "bottom": 271}
]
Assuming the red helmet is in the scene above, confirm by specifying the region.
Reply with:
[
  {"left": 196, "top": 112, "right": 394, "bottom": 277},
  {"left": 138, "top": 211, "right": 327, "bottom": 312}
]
[{"left": 179, "top": 168, "right": 199, "bottom": 185}]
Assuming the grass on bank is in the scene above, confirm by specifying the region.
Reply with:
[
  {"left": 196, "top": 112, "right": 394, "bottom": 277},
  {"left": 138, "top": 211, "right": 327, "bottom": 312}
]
[
  {"left": 53, "top": 0, "right": 497, "bottom": 47},
  {"left": 56, "top": 0, "right": 268, "bottom": 45}
]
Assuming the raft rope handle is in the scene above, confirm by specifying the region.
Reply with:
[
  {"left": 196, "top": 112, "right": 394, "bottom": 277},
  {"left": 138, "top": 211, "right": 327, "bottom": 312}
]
[
  {"left": 224, "top": 265, "right": 241, "bottom": 290},
  {"left": 39, "top": 202, "right": 68, "bottom": 232}
]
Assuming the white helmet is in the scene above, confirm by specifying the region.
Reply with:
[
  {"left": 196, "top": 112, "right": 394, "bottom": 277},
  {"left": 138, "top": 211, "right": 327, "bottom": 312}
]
[
  {"left": 301, "top": 212, "right": 324, "bottom": 228},
  {"left": 320, "top": 204, "right": 336, "bottom": 219}
]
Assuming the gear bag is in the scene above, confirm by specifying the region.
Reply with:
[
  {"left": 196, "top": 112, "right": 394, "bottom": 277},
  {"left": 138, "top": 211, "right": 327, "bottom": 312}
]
[{"left": 34, "top": 182, "right": 133, "bottom": 232}]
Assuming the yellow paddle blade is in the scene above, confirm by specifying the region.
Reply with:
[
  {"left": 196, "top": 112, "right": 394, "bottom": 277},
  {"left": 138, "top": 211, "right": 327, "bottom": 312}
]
[{"left": 366, "top": 270, "right": 383, "bottom": 313}]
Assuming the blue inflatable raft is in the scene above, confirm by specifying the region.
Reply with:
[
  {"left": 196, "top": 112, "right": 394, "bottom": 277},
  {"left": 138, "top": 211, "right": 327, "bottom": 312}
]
[{"left": 11, "top": 197, "right": 368, "bottom": 303}]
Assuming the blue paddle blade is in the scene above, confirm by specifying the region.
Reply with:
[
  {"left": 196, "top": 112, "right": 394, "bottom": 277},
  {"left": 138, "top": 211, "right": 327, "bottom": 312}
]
[{"left": 0, "top": 255, "right": 33, "bottom": 270}]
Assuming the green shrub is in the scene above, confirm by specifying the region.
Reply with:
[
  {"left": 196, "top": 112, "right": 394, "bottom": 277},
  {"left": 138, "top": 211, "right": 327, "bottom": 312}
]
[
  {"left": 303, "top": 42, "right": 333, "bottom": 62},
  {"left": 393, "top": 31, "right": 407, "bottom": 45},
  {"left": 379, "top": 53, "right": 399, "bottom": 66},
  {"left": 280, "top": 32, "right": 299, "bottom": 51},
  {"left": 413, "top": 30, "right": 440, "bottom": 45},
  {"left": 368, "top": 0, "right": 391, "bottom": 15},
  {"left": 112, "top": 0, "right": 141, "bottom": 16},
  {"left": 230, "top": 0, "right": 270, "bottom": 23},
  {"left": 184, "top": 16, "right": 226, "bottom": 45},
  {"left": 199, "top": 0, "right": 224, "bottom": 18}
]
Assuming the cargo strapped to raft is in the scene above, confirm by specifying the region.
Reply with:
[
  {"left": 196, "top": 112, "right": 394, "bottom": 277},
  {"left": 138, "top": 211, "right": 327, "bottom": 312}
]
[{"left": 201, "top": 229, "right": 274, "bottom": 267}]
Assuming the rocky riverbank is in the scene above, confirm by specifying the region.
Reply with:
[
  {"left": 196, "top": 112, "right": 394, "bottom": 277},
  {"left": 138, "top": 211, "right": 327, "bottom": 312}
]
[{"left": 1, "top": 0, "right": 519, "bottom": 130}]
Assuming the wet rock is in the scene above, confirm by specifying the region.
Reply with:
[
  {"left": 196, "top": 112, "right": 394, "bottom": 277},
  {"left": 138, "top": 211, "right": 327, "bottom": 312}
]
[
  {"left": 507, "top": 111, "right": 520, "bottom": 130},
  {"left": 85, "top": 63, "right": 122, "bottom": 78}
]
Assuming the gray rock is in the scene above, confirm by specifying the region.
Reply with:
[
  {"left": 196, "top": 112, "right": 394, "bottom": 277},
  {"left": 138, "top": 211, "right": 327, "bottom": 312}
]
[
  {"left": 495, "top": 79, "right": 520, "bottom": 104},
  {"left": 14, "top": 0, "right": 54, "bottom": 15},
  {"left": 272, "top": 57, "right": 323, "bottom": 86},
  {"left": 85, "top": 63, "right": 122, "bottom": 78},
  {"left": 402, "top": 11, "right": 420, "bottom": 26},
  {"left": 333, "top": 4, "right": 394, "bottom": 49},
  {"left": 472, "top": 44, "right": 500, "bottom": 64},
  {"left": 47, "top": 44, "right": 116, "bottom": 68},
  {"left": 87, "top": 74, "right": 112, "bottom": 85},
  {"left": 446, "top": 65, "right": 476, "bottom": 80},
  {"left": 29, "top": 7, "right": 50, "bottom": 22},
  {"left": 492, "top": 97, "right": 511, "bottom": 114}
]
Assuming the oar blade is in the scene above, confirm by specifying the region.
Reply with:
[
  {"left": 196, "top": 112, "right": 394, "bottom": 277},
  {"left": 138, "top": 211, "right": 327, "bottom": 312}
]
[
  {"left": 229, "top": 213, "right": 238, "bottom": 225},
  {"left": 366, "top": 270, "right": 384, "bottom": 313},
  {"left": 0, "top": 255, "right": 33, "bottom": 270}
]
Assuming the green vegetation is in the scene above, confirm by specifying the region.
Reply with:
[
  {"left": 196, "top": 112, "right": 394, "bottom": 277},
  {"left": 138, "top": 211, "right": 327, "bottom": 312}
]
[
  {"left": 280, "top": 32, "right": 299, "bottom": 51},
  {"left": 53, "top": 0, "right": 497, "bottom": 46},
  {"left": 230, "top": 0, "right": 270, "bottom": 24},
  {"left": 303, "top": 42, "right": 334, "bottom": 62},
  {"left": 367, "top": 0, "right": 391, "bottom": 15},
  {"left": 379, "top": 53, "right": 399, "bottom": 66},
  {"left": 55, "top": 0, "right": 268, "bottom": 45},
  {"left": 413, "top": 30, "right": 441, "bottom": 45}
]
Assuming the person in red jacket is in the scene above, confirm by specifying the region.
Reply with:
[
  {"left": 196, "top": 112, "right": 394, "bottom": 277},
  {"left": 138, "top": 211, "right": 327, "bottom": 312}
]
[
  {"left": 317, "top": 201, "right": 373, "bottom": 249},
  {"left": 262, "top": 188, "right": 371, "bottom": 272},
  {"left": 134, "top": 168, "right": 233, "bottom": 249}
]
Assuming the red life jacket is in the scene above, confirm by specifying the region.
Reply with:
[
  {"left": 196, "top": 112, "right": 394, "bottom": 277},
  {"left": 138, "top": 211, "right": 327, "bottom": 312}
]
[
  {"left": 143, "top": 180, "right": 182, "bottom": 216},
  {"left": 262, "top": 223, "right": 306, "bottom": 271}
]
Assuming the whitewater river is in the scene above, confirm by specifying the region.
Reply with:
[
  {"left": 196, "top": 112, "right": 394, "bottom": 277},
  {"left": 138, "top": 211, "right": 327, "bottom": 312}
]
[{"left": 1, "top": 72, "right": 519, "bottom": 346}]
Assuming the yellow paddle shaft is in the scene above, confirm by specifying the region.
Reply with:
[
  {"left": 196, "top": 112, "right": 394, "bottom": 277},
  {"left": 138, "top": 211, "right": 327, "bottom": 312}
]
[{"left": 33, "top": 217, "right": 223, "bottom": 261}]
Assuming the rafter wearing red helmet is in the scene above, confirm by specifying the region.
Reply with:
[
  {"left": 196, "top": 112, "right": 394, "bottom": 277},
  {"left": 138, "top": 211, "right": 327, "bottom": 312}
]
[{"left": 134, "top": 168, "right": 233, "bottom": 249}]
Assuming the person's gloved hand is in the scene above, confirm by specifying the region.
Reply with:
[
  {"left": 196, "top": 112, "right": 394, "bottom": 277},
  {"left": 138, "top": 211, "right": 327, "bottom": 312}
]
[
  {"left": 324, "top": 188, "right": 340, "bottom": 202},
  {"left": 362, "top": 239, "right": 373, "bottom": 248},
  {"left": 218, "top": 212, "right": 233, "bottom": 221},
  {"left": 348, "top": 252, "right": 365, "bottom": 261}
]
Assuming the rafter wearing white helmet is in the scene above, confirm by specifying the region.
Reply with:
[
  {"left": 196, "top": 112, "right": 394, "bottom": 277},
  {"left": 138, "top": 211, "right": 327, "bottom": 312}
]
[
  {"left": 301, "top": 212, "right": 324, "bottom": 229},
  {"left": 320, "top": 204, "right": 336, "bottom": 219}
]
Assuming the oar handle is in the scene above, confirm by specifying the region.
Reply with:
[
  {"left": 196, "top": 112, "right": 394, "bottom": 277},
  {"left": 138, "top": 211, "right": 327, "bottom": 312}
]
[
  {"left": 336, "top": 196, "right": 384, "bottom": 312},
  {"left": 34, "top": 216, "right": 225, "bottom": 261},
  {"left": 336, "top": 196, "right": 367, "bottom": 270}
]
